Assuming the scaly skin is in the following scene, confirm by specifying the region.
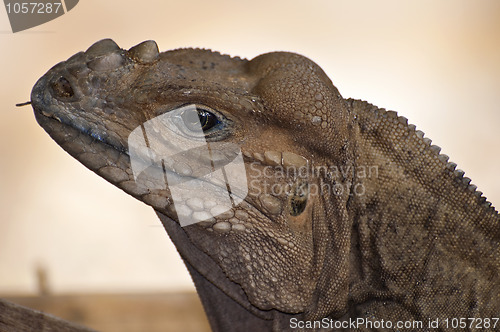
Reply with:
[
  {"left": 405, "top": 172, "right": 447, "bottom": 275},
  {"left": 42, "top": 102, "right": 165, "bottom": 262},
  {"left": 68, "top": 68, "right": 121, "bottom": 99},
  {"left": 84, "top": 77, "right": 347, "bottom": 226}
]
[{"left": 30, "top": 39, "right": 500, "bottom": 331}]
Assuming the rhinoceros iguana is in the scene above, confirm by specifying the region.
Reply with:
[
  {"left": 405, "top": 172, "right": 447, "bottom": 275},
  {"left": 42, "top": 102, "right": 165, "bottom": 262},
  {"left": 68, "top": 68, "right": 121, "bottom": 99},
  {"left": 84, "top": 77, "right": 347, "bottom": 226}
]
[{"left": 26, "top": 39, "right": 500, "bottom": 331}]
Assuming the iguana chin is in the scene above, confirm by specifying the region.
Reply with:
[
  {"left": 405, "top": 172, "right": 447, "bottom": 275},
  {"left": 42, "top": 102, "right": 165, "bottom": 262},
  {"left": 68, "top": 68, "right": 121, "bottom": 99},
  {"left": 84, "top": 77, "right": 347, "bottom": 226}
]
[{"left": 29, "top": 39, "right": 499, "bottom": 331}]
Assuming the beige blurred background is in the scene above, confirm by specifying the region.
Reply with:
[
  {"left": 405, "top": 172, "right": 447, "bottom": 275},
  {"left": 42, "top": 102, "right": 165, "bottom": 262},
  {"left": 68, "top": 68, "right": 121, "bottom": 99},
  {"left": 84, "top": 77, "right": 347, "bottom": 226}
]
[{"left": 1, "top": 0, "right": 499, "bottom": 299}]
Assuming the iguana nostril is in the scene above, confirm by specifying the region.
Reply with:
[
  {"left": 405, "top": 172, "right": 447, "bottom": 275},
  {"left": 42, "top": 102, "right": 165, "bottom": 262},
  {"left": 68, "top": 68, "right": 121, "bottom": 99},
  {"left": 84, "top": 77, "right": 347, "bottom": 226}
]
[{"left": 50, "top": 76, "right": 74, "bottom": 99}]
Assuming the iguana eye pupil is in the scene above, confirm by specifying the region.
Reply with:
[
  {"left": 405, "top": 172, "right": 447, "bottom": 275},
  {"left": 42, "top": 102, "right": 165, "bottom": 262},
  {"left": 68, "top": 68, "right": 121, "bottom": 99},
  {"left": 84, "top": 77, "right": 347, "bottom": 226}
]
[
  {"left": 181, "top": 107, "right": 219, "bottom": 132},
  {"left": 197, "top": 109, "right": 219, "bottom": 131}
]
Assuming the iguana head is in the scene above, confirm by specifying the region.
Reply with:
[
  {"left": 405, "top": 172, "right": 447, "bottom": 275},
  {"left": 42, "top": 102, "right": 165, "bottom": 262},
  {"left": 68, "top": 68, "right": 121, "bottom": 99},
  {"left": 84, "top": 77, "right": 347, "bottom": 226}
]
[{"left": 31, "top": 39, "right": 357, "bottom": 318}]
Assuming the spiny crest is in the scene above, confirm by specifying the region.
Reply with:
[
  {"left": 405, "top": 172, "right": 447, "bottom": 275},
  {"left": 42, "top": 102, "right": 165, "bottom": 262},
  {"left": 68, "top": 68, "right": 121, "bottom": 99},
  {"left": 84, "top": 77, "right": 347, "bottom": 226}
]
[{"left": 350, "top": 98, "right": 497, "bottom": 213}]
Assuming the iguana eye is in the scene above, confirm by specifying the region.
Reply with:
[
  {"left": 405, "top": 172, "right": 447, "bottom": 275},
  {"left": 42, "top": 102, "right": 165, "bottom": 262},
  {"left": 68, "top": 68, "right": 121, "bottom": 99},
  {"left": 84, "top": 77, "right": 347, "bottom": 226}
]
[
  {"left": 167, "top": 104, "right": 229, "bottom": 140},
  {"left": 181, "top": 107, "right": 220, "bottom": 132}
]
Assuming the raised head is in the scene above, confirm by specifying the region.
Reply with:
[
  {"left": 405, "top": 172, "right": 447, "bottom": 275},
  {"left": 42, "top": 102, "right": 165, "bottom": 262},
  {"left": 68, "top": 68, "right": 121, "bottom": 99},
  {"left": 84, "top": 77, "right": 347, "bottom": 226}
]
[{"left": 31, "top": 39, "right": 358, "bottom": 318}]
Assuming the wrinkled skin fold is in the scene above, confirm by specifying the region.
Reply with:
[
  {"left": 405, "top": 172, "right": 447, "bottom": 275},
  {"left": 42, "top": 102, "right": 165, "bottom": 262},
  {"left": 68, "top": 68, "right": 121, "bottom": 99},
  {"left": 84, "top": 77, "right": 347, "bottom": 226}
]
[{"left": 30, "top": 39, "right": 500, "bottom": 331}]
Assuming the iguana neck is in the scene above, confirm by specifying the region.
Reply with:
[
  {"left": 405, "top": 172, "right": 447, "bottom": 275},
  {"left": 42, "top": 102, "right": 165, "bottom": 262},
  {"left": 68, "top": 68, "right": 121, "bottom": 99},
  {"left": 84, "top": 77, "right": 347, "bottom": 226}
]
[{"left": 347, "top": 98, "right": 500, "bottom": 319}]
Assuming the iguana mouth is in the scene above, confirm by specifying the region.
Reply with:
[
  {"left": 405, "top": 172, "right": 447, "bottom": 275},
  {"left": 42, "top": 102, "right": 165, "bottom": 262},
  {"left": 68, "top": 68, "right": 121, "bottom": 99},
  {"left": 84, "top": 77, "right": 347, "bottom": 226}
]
[{"left": 33, "top": 105, "right": 129, "bottom": 155}]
